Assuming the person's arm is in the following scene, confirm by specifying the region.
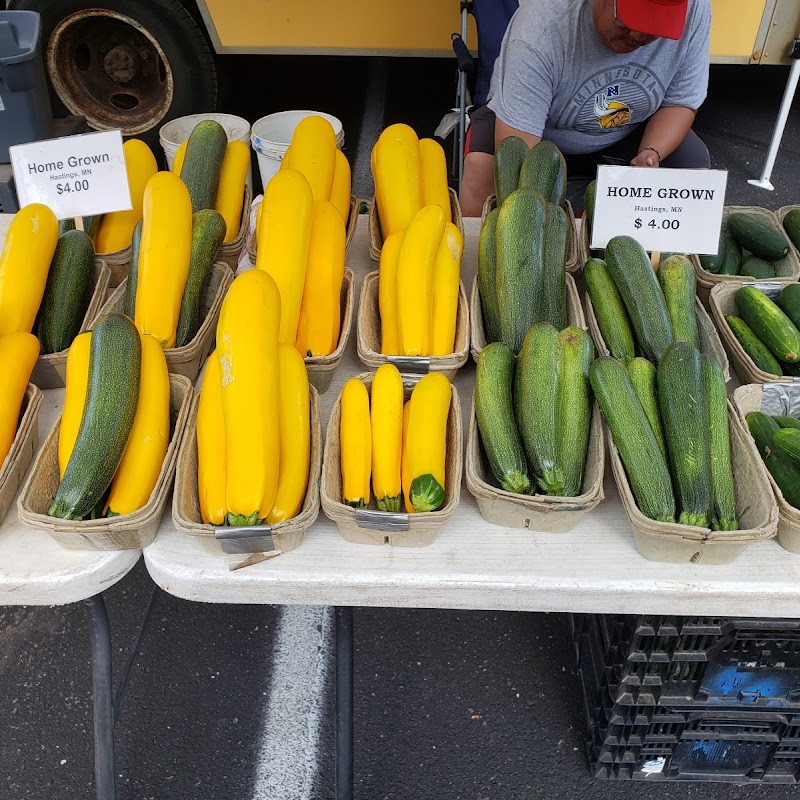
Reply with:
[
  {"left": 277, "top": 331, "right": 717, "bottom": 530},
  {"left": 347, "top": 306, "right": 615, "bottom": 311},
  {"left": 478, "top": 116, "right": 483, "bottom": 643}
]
[
  {"left": 495, "top": 118, "right": 541, "bottom": 150},
  {"left": 631, "top": 106, "right": 697, "bottom": 167}
]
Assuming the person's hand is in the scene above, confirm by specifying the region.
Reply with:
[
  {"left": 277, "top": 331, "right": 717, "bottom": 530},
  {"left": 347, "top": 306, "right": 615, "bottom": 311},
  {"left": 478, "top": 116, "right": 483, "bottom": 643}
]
[{"left": 631, "top": 147, "right": 660, "bottom": 168}]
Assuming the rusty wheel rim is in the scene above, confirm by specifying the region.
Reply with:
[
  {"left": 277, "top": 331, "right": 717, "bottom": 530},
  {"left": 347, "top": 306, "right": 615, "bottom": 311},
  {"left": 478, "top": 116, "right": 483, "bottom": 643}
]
[{"left": 47, "top": 10, "right": 174, "bottom": 135}]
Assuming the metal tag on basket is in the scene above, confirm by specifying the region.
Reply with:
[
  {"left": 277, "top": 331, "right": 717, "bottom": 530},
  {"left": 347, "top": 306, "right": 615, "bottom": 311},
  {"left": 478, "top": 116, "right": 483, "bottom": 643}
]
[
  {"left": 215, "top": 525, "right": 277, "bottom": 555},
  {"left": 387, "top": 356, "right": 430, "bottom": 374},
  {"left": 355, "top": 509, "right": 410, "bottom": 532},
  {"left": 744, "top": 281, "right": 783, "bottom": 299},
  {"left": 762, "top": 382, "right": 800, "bottom": 415}
]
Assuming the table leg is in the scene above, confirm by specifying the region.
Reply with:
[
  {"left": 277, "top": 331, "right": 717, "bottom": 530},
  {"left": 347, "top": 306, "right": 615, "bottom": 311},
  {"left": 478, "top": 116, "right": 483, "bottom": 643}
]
[
  {"left": 335, "top": 606, "right": 354, "bottom": 800},
  {"left": 84, "top": 594, "right": 116, "bottom": 800}
]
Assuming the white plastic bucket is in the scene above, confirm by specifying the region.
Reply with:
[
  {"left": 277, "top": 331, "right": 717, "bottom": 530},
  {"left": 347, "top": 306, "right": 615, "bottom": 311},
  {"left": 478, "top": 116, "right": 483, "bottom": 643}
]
[
  {"left": 251, "top": 110, "right": 344, "bottom": 189},
  {"left": 159, "top": 113, "right": 253, "bottom": 188}
]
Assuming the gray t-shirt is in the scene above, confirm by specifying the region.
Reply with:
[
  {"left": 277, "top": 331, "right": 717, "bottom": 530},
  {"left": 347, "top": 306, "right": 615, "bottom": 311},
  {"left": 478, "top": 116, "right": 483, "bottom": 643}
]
[{"left": 487, "top": 0, "right": 710, "bottom": 154}]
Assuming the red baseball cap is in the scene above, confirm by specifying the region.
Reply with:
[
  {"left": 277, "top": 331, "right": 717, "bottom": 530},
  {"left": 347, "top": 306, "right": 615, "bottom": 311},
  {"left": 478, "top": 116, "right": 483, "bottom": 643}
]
[{"left": 616, "top": 0, "right": 689, "bottom": 40}]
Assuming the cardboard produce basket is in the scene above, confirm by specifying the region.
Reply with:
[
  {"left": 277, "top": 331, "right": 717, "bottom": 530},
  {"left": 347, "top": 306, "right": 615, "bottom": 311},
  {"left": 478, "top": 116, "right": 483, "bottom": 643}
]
[
  {"left": 96, "top": 262, "right": 232, "bottom": 382},
  {"left": 466, "top": 398, "right": 604, "bottom": 532},
  {"left": 0, "top": 384, "right": 42, "bottom": 525},
  {"left": 470, "top": 272, "right": 585, "bottom": 363},
  {"left": 321, "top": 372, "right": 462, "bottom": 547},
  {"left": 172, "top": 387, "right": 322, "bottom": 569},
  {"left": 31, "top": 258, "right": 112, "bottom": 389},
  {"left": 96, "top": 245, "right": 131, "bottom": 288},
  {"left": 606, "top": 400, "right": 777, "bottom": 564},
  {"left": 357, "top": 270, "right": 469, "bottom": 379},
  {"left": 17, "top": 375, "right": 193, "bottom": 551},
  {"left": 733, "top": 382, "right": 800, "bottom": 555},
  {"left": 690, "top": 207, "right": 800, "bottom": 307},
  {"left": 777, "top": 205, "right": 800, "bottom": 260},
  {"left": 369, "top": 188, "right": 464, "bottom": 262},
  {"left": 585, "top": 292, "right": 731, "bottom": 382}
]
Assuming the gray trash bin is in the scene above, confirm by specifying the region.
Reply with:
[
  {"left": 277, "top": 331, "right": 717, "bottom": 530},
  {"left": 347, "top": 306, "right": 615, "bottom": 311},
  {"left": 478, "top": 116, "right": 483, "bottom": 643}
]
[{"left": 0, "top": 11, "right": 52, "bottom": 163}]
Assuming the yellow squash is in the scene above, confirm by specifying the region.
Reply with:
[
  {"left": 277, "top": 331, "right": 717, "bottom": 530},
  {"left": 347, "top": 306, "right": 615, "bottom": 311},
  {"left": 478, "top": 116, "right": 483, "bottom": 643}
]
[
  {"left": 340, "top": 377, "right": 371, "bottom": 508},
  {"left": 214, "top": 140, "right": 250, "bottom": 243},
  {"left": 58, "top": 331, "right": 92, "bottom": 479},
  {"left": 407, "top": 373, "right": 451, "bottom": 512},
  {"left": 267, "top": 344, "right": 311, "bottom": 523},
  {"left": 396, "top": 205, "right": 446, "bottom": 357},
  {"left": 430, "top": 223, "right": 463, "bottom": 356},
  {"left": 295, "top": 200, "right": 345, "bottom": 358},
  {"left": 217, "top": 269, "right": 281, "bottom": 525},
  {"left": 105, "top": 333, "right": 170, "bottom": 516},
  {"left": 171, "top": 141, "right": 188, "bottom": 175},
  {"left": 280, "top": 146, "right": 293, "bottom": 171},
  {"left": 330, "top": 149, "right": 351, "bottom": 224},
  {"left": 95, "top": 139, "right": 158, "bottom": 253},
  {"left": 0, "top": 203, "right": 58, "bottom": 336},
  {"left": 196, "top": 349, "right": 227, "bottom": 525},
  {"left": 0, "top": 332, "right": 39, "bottom": 467},
  {"left": 255, "top": 168, "right": 314, "bottom": 344},
  {"left": 401, "top": 401, "right": 414, "bottom": 514},
  {"left": 378, "top": 231, "right": 404, "bottom": 356},
  {"left": 370, "top": 363, "right": 404, "bottom": 512},
  {"left": 289, "top": 115, "right": 337, "bottom": 202},
  {"left": 372, "top": 124, "right": 422, "bottom": 237},
  {"left": 418, "top": 138, "right": 452, "bottom": 223},
  {"left": 135, "top": 171, "right": 193, "bottom": 348}
]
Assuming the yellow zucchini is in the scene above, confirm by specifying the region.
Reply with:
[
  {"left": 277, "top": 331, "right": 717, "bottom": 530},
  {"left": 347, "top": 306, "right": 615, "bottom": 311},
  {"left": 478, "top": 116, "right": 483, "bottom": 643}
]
[
  {"left": 95, "top": 139, "right": 158, "bottom": 253},
  {"left": 373, "top": 124, "right": 422, "bottom": 237},
  {"left": 340, "top": 377, "right": 371, "bottom": 508},
  {"left": 419, "top": 138, "right": 452, "bottom": 223},
  {"left": 58, "top": 331, "right": 92, "bottom": 479},
  {"left": 217, "top": 269, "right": 281, "bottom": 525},
  {"left": 171, "top": 140, "right": 188, "bottom": 175},
  {"left": 280, "top": 146, "right": 293, "bottom": 171},
  {"left": 267, "top": 344, "right": 311, "bottom": 523},
  {"left": 135, "top": 172, "right": 193, "bottom": 348},
  {"left": 401, "top": 401, "right": 414, "bottom": 514},
  {"left": 370, "top": 363, "right": 404, "bottom": 512},
  {"left": 214, "top": 140, "right": 250, "bottom": 243},
  {"left": 295, "top": 200, "right": 345, "bottom": 358},
  {"left": 196, "top": 349, "right": 227, "bottom": 525},
  {"left": 396, "top": 205, "right": 446, "bottom": 356},
  {"left": 0, "top": 203, "right": 58, "bottom": 336},
  {"left": 379, "top": 231, "right": 404, "bottom": 355},
  {"left": 430, "top": 223, "right": 463, "bottom": 356},
  {"left": 289, "top": 115, "right": 337, "bottom": 203},
  {"left": 255, "top": 168, "right": 314, "bottom": 344},
  {"left": 105, "top": 333, "right": 170, "bottom": 516},
  {"left": 0, "top": 332, "right": 39, "bottom": 467},
  {"left": 330, "top": 149, "right": 351, "bottom": 224}
]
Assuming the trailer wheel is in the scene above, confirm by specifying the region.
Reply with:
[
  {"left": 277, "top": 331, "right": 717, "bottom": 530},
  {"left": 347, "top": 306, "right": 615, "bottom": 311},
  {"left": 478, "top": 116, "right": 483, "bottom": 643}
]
[{"left": 8, "top": 0, "right": 218, "bottom": 145}]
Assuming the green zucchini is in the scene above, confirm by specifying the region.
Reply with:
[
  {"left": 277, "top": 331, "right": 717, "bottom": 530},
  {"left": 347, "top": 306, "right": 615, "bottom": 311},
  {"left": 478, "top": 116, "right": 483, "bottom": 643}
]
[
  {"left": 777, "top": 284, "right": 800, "bottom": 331},
  {"left": 584, "top": 180, "right": 597, "bottom": 233},
  {"left": 774, "top": 416, "right": 800, "bottom": 431},
  {"left": 658, "top": 254, "right": 700, "bottom": 347},
  {"left": 515, "top": 323, "right": 564, "bottom": 495},
  {"left": 775, "top": 428, "right": 800, "bottom": 463},
  {"left": 699, "top": 229, "right": 725, "bottom": 273},
  {"left": 123, "top": 219, "right": 143, "bottom": 320},
  {"left": 475, "top": 343, "right": 531, "bottom": 494},
  {"left": 747, "top": 411, "right": 800, "bottom": 509},
  {"left": 493, "top": 136, "right": 529, "bottom": 207},
  {"left": 589, "top": 356, "right": 675, "bottom": 522},
  {"left": 478, "top": 208, "right": 501, "bottom": 344},
  {"left": 728, "top": 212, "right": 790, "bottom": 261},
  {"left": 83, "top": 215, "right": 103, "bottom": 241},
  {"left": 558, "top": 327, "right": 594, "bottom": 497},
  {"left": 518, "top": 141, "right": 567, "bottom": 206},
  {"left": 657, "top": 341, "right": 712, "bottom": 528},
  {"left": 702, "top": 354, "right": 737, "bottom": 531},
  {"left": 604, "top": 235, "right": 674, "bottom": 363},
  {"left": 540, "top": 201, "right": 568, "bottom": 331},
  {"left": 783, "top": 209, "right": 800, "bottom": 251},
  {"left": 718, "top": 230, "right": 742, "bottom": 275},
  {"left": 584, "top": 258, "right": 635, "bottom": 362},
  {"left": 37, "top": 230, "right": 95, "bottom": 354},
  {"left": 627, "top": 358, "right": 666, "bottom": 459},
  {"left": 725, "top": 315, "right": 782, "bottom": 376},
  {"left": 180, "top": 119, "right": 228, "bottom": 214},
  {"left": 176, "top": 209, "right": 226, "bottom": 347},
  {"left": 740, "top": 256, "right": 776, "bottom": 279},
  {"left": 736, "top": 285, "right": 800, "bottom": 363},
  {"left": 49, "top": 314, "right": 141, "bottom": 520}
]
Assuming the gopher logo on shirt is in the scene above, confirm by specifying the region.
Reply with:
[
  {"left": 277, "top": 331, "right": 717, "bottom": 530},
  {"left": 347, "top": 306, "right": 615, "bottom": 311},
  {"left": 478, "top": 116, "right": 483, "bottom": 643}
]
[{"left": 594, "top": 86, "right": 631, "bottom": 129}]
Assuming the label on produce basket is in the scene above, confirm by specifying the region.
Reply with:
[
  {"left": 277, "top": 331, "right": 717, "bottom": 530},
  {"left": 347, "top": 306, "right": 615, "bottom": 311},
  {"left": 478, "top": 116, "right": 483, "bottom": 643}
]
[
  {"left": 591, "top": 165, "right": 728, "bottom": 254},
  {"left": 10, "top": 130, "right": 131, "bottom": 220}
]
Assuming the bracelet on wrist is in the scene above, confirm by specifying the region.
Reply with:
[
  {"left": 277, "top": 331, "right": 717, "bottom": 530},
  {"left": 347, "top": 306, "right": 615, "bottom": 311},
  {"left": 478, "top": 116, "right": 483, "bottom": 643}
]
[{"left": 638, "top": 146, "right": 661, "bottom": 163}]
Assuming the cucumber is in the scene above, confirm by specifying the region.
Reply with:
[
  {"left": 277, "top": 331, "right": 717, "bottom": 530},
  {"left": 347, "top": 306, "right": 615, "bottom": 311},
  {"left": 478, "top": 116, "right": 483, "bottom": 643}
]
[
  {"left": 783, "top": 209, "right": 800, "bottom": 251},
  {"left": 589, "top": 357, "right": 675, "bottom": 523},
  {"left": 736, "top": 285, "right": 800, "bottom": 363},
  {"left": 718, "top": 230, "right": 742, "bottom": 275},
  {"left": 725, "top": 315, "right": 782, "bottom": 376},
  {"left": 699, "top": 229, "right": 725, "bottom": 273},
  {"left": 747, "top": 411, "right": 781, "bottom": 459},
  {"left": 774, "top": 416, "right": 800, "bottom": 431},
  {"left": 747, "top": 411, "right": 800, "bottom": 509},
  {"left": 518, "top": 141, "right": 567, "bottom": 207},
  {"left": 493, "top": 136, "right": 528, "bottom": 207},
  {"left": 175, "top": 209, "right": 226, "bottom": 347},
  {"left": 627, "top": 358, "right": 667, "bottom": 459},
  {"left": 475, "top": 343, "right": 531, "bottom": 494},
  {"left": 540, "top": 201, "right": 568, "bottom": 331},
  {"left": 777, "top": 284, "right": 800, "bottom": 331},
  {"left": 728, "top": 212, "right": 790, "bottom": 261},
  {"left": 775, "top": 428, "right": 800, "bottom": 463},
  {"left": 658, "top": 254, "right": 700, "bottom": 347},
  {"left": 558, "top": 327, "right": 594, "bottom": 497},
  {"left": 123, "top": 219, "right": 143, "bottom": 320},
  {"left": 180, "top": 119, "right": 228, "bottom": 214},
  {"left": 740, "top": 256, "right": 776, "bottom": 279},
  {"left": 584, "top": 258, "right": 635, "bottom": 362},
  {"left": 515, "top": 323, "right": 564, "bottom": 495},
  {"left": 657, "top": 341, "right": 712, "bottom": 528},
  {"left": 49, "top": 314, "right": 141, "bottom": 520},
  {"left": 604, "top": 235, "right": 673, "bottom": 363},
  {"left": 784, "top": 360, "right": 800, "bottom": 378},
  {"left": 37, "top": 230, "right": 95, "bottom": 354},
  {"left": 478, "top": 208, "right": 501, "bottom": 343},
  {"left": 702, "top": 354, "right": 737, "bottom": 531}
]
